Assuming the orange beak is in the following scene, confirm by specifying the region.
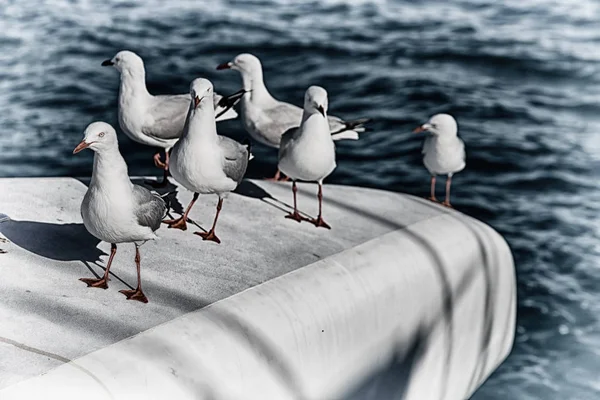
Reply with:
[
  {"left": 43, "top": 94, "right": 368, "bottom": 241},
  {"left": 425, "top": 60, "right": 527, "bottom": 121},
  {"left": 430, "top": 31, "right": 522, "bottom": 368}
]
[
  {"left": 73, "top": 141, "right": 90, "bottom": 154},
  {"left": 413, "top": 125, "right": 426, "bottom": 134},
  {"left": 194, "top": 96, "right": 201, "bottom": 108}
]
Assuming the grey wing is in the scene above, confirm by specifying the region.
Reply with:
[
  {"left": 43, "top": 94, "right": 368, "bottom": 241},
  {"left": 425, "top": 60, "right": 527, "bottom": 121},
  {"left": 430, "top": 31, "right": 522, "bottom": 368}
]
[
  {"left": 327, "top": 115, "right": 346, "bottom": 133},
  {"left": 258, "top": 102, "right": 303, "bottom": 146},
  {"left": 141, "top": 94, "right": 190, "bottom": 140},
  {"left": 278, "top": 127, "right": 297, "bottom": 161},
  {"left": 132, "top": 185, "right": 167, "bottom": 232},
  {"left": 219, "top": 136, "right": 249, "bottom": 184}
]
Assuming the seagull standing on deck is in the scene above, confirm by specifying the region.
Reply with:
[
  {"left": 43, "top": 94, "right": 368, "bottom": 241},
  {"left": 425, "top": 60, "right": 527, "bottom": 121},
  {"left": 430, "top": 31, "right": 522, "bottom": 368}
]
[
  {"left": 164, "top": 78, "right": 250, "bottom": 244},
  {"left": 414, "top": 114, "right": 466, "bottom": 207},
  {"left": 278, "top": 86, "right": 336, "bottom": 229},
  {"left": 74, "top": 122, "right": 167, "bottom": 303},
  {"left": 102, "top": 50, "right": 243, "bottom": 187},
  {"left": 217, "top": 53, "right": 369, "bottom": 180}
]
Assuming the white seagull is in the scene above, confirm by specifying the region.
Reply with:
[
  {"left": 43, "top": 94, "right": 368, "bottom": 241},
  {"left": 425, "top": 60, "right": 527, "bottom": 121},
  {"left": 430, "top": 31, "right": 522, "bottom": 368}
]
[
  {"left": 164, "top": 78, "right": 250, "bottom": 244},
  {"left": 413, "top": 113, "right": 466, "bottom": 207},
  {"left": 102, "top": 50, "right": 244, "bottom": 186},
  {"left": 74, "top": 121, "right": 167, "bottom": 303},
  {"left": 278, "top": 86, "right": 336, "bottom": 229},
  {"left": 217, "top": 53, "right": 369, "bottom": 180}
]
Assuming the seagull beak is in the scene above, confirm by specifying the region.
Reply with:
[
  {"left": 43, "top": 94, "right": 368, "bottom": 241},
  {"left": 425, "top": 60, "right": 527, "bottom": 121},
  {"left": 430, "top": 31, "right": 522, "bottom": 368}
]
[
  {"left": 73, "top": 141, "right": 91, "bottom": 154},
  {"left": 101, "top": 59, "right": 114, "bottom": 67},
  {"left": 317, "top": 105, "right": 325, "bottom": 117},
  {"left": 216, "top": 62, "right": 232, "bottom": 70},
  {"left": 413, "top": 124, "right": 429, "bottom": 134},
  {"left": 194, "top": 96, "right": 201, "bottom": 108}
]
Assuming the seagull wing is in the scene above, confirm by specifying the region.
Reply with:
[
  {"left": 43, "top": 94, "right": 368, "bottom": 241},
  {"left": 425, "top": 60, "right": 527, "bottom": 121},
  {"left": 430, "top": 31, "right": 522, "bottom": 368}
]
[
  {"left": 141, "top": 94, "right": 190, "bottom": 141},
  {"left": 132, "top": 185, "right": 167, "bottom": 232},
  {"left": 219, "top": 136, "right": 249, "bottom": 184}
]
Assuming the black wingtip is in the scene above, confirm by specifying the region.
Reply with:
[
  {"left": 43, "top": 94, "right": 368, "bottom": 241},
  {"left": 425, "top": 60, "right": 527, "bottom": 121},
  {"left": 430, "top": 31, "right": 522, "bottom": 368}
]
[
  {"left": 160, "top": 191, "right": 177, "bottom": 216},
  {"left": 345, "top": 117, "right": 372, "bottom": 130},
  {"left": 160, "top": 191, "right": 177, "bottom": 199},
  {"left": 218, "top": 89, "right": 247, "bottom": 108},
  {"left": 242, "top": 138, "right": 253, "bottom": 160}
]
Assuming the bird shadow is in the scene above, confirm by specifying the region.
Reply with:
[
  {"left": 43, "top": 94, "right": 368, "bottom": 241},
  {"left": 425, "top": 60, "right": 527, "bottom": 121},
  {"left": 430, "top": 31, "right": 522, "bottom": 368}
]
[
  {"left": 0, "top": 217, "right": 103, "bottom": 263},
  {"left": 233, "top": 180, "right": 311, "bottom": 218},
  {"left": 0, "top": 215, "right": 133, "bottom": 289}
]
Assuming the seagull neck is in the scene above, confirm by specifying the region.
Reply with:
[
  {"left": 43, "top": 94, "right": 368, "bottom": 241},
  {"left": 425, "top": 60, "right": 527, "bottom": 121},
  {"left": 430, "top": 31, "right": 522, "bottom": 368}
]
[
  {"left": 119, "top": 68, "right": 151, "bottom": 101},
  {"left": 300, "top": 111, "right": 330, "bottom": 138},
  {"left": 91, "top": 146, "right": 131, "bottom": 189},
  {"left": 301, "top": 110, "right": 324, "bottom": 124},
  {"left": 182, "top": 106, "right": 218, "bottom": 143},
  {"left": 241, "top": 70, "right": 272, "bottom": 104}
]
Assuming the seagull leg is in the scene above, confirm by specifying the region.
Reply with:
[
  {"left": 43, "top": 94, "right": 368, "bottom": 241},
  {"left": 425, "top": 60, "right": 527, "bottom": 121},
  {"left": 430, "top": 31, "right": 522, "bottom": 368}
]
[
  {"left": 148, "top": 150, "right": 170, "bottom": 188},
  {"left": 80, "top": 243, "right": 116, "bottom": 289},
  {"left": 427, "top": 176, "right": 438, "bottom": 202},
  {"left": 285, "top": 180, "right": 304, "bottom": 222},
  {"left": 119, "top": 245, "right": 148, "bottom": 303},
  {"left": 267, "top": 169, "right": 289, "bottom": 182},
  {"left": 153, "top": 152, "right": 167, "bottom": 169},
  {"left": 442, "top": 174, "right": 453, "bottom": 208},
  {"left": 163, "top": 192, "right": 198, "bottom": 231},
  {"left": 195, "top": 198, "right": 223, "bottom": 243},
  {"left": 309, "top": 182, "right": 331, "bottom": 229}
]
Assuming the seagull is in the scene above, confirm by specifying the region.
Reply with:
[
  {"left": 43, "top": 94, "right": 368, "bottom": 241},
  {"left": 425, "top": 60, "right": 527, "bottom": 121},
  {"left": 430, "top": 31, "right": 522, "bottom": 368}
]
[
  {"left": 216, "top": 53, "right": 369, "bottom": 180},
  {"left": 278, "top": 86, "right": 336, "bottom": 229},
  {"left": 102, "top": 50, "right": 244, "bottom": 187},
  {"left": 164, "top": 78, "right": 250, "bottom": 244},
  {"left": 73, "top": 121, "right": 167, "bottom": 303},
  {"left": 413, "top": 113, "right": 466, "bottom": 207}
]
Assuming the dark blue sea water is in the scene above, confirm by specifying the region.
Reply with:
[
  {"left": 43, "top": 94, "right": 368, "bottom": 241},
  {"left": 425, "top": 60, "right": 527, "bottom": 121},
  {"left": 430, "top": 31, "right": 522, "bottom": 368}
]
[{"left": 2, "top": 0, "right": 600, "bottom": 398}]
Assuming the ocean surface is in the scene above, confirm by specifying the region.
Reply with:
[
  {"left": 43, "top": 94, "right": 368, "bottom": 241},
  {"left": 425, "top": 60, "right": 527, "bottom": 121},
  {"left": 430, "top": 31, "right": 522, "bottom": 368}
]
[{"left": 1, "top": 0, "right": 600, "bottom": 398}]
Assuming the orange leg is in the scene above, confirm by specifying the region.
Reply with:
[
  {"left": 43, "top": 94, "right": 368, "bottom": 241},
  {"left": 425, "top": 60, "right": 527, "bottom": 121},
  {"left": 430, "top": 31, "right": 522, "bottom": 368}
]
[
  {"left": 428, "top": 176, "right": 438, "bottom": 202},
  {"left": 309, "top": 182, "right": 331, "bottom": 229},
  {"left": 442, "top": 175, "right": 453, "bottom": 208},
  {"left": 80, "top": 243, "right": 117, "bottom": 289},
  {"left": 285, "top": 181, "right": 305, "bottom": 222},
  {"left": 163, "top": 192, "right": 199, "bottom": 231},
  {"left": 267, "top": 169, "right": 290, "bottom": 182},
  {"left": 149, "top": 150, "right": 170, "bottom": 187},
  {"left": 119, "top": 245, "right": 148, "bottom": 303},
  {"left": 195, "top": 198, "right": 224, "bottom": 244}
]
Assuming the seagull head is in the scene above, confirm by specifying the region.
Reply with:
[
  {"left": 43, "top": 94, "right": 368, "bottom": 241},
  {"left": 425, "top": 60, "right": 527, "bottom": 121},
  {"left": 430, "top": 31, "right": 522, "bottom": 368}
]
[
  {"left": 101, "top": 50, "right": 144, "bottom": 74},
  {"left": 73, "top": 122, "right": 118, "bottom": 154},
  {"left": 304, "top": 86, "right": 328, "bottom": 117},
  {"left": 190, "top": 78, "right": 214, "bottom": 109},
  {"left": 413, "top": 113, "right": 458, "bottom": 137},
  {"left": 217, "top": 53, "right": 262, "bottom": 76}
]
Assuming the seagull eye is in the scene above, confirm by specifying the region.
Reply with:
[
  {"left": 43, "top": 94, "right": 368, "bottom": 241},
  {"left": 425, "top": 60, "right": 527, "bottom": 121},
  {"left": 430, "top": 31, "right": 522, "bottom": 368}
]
[
  {"left": 99, "top": 132, "right": 105, "bottom": 138},
  {"left": 430, "top": 124, "right": 437, "bottom": 129}
]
